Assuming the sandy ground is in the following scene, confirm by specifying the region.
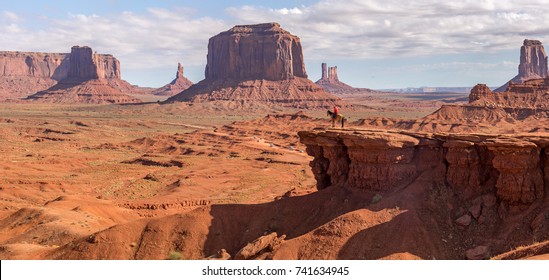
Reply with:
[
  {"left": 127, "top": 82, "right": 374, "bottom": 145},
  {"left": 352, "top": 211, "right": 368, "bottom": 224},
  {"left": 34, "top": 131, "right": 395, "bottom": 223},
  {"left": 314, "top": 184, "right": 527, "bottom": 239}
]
[{"left": 1, "top": 91, "right": 546, "bottom": 260}]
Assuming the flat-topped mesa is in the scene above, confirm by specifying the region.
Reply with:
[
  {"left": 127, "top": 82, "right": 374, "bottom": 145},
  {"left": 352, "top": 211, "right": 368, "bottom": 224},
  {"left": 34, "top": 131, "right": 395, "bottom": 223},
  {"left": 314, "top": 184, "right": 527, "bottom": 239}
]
[
  {"left": 0, "top": 48, "right": 124, "bottom": 100},
  {"left": 205, "top": 22, "right": 307, "bottom": 81},
  {"left": 24, "top": 46, "right": 141, "bottom": 104},
  {"left": 167, "top": 23, "right": 339, "bottom": 107},
  {"left": 495, "top": 39, "right": 549, "bottom": 92}
]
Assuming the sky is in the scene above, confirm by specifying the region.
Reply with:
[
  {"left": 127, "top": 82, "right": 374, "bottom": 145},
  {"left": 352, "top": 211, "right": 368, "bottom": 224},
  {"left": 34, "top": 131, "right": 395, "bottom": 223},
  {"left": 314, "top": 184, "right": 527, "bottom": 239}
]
[{"left": 1, "top": 0, "right": 548, "bottom": 89}]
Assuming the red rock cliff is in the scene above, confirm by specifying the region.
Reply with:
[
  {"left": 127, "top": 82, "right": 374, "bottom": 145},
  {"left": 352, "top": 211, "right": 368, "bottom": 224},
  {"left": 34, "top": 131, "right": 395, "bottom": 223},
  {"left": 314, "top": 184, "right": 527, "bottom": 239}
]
[
  {"left": 299, "top": 129, "right": 547, "bottom": 206},
  {"left": 299, "top": 128, "right": 549, "bottom": 257},
  {"left": 67, "top": 46, "right": 120, "bottom": 81},
  {"left": 0, "top": 47, "right": 124, "bottom": 100},
  {"left": 205, "top": 23, "right": 307, "bottom": 81}
]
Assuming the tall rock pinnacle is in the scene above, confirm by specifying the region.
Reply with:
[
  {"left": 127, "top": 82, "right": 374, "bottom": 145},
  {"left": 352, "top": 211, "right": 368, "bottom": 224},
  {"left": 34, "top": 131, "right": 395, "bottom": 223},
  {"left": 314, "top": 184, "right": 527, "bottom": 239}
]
[
  {"left": 495, "top": 39, "right": 549, "bottom": 92},
  {"left": 151, "top": 62, "right": 193, "bottom": 96},
  {"left": 315, "top": 63, "right": 355, "bottom": 93}
]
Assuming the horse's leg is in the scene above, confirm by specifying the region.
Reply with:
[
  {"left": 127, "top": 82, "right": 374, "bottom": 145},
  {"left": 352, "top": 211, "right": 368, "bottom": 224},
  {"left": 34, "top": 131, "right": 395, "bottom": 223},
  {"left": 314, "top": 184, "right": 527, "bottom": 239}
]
[{"left": 342, "top": 117, "right": 345, "bottom": 128}]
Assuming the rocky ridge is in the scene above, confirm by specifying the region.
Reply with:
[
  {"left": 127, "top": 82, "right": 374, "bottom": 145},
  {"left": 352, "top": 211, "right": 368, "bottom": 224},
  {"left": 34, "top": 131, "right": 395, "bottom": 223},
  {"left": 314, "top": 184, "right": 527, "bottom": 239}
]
[{"left": 167, "top": 23, "right": 339, "bottom": 107}]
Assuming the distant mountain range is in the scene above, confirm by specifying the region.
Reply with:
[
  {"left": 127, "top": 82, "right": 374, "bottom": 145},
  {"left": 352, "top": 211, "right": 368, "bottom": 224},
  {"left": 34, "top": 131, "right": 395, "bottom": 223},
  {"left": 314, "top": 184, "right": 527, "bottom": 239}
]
[{"left": 381, "top": 86, "right": 497, "bottom": 94}]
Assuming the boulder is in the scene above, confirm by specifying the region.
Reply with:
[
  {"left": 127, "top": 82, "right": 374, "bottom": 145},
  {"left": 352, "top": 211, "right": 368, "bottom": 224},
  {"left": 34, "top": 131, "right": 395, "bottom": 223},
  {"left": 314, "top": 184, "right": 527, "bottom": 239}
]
[
  {"left": 455, "top": 214, "right": 472, "bottom": 227},
  {"left": 234, "top": 232, "right": 285, "bottom": 260},
  {"left": 466, "top": 245, "right": 490, "bottom": 260}
]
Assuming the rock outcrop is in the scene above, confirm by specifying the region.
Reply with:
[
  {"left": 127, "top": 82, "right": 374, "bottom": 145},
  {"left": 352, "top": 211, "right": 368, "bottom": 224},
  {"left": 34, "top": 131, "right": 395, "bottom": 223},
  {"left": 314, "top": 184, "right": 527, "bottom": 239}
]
[
  {"left": 299, "top": 127, "right": 549, "bottom": 258},
  {"left": 0, "top": 48, "right": 129, "bottom": 100},
  {"left": 167, "top": 23, "right": 339, "bottom": 108},
  {"left": 66, "top": 46, "right": 120, "bottom": 81},
  {"left": 299, "top": 129, "right": 547, "bottom": 207},
  {"left": 315, "top": 63, "right": 355, "bottom": 93},
  {"left": 356, "top": 78, "right": 549, "bottom": 134},
  {"left": 25, "top": 46, "right": 141, "bottom": 104},
  {"left": 151, "top": 63, "right": 193, "bottom": 96},
  {"left": 495, "top": 39, "right": 549, "bottom": 92},
  {"left": 205, "top": 23, "right": 306, "bottom": 81}
]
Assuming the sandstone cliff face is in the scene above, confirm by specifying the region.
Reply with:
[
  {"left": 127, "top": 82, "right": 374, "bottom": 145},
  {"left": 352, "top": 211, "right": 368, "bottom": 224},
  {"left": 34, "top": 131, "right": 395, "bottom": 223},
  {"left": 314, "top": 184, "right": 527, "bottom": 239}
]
[
  {"left": 67, "top": 46, "right": 120, "bottom": 81},
  {"left": 205, "top": 23, "right": 307, "bottom": 81},
  {"left": 495, "top": 39, "right": 549, "bottom": 92},
  {"left": 299, "top": 129, "right": 547, "bottom": 207},
  {"left": 151, "top": 63, "right": 193, "bottom": 96},
  {"left": 0, "top": 51, "right": 69, "bottom": 79},
  {"left": 24, "top": 46, "right": 140, "bottom": 104},
  {"left": 0, "top": 47, "right": 125, "bottom": 100},
  {"left": 167, "top": 23, "right": 339, "bottom": 107}
]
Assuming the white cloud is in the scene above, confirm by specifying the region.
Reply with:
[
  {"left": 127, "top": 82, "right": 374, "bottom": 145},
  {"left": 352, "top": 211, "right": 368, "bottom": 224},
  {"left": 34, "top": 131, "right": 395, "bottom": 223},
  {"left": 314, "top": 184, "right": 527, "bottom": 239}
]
[
  {"left": 226, "top": 0, "right": 549, "bottom": 60},
  {"left": 1, "top": 1, "right": 548, "bottom": 87},
  {"left": 0, "top": 8, "right": 228, "bottom": 72},
  {"left": 2, "top": 11, "right": 20, "bottom": 22}
]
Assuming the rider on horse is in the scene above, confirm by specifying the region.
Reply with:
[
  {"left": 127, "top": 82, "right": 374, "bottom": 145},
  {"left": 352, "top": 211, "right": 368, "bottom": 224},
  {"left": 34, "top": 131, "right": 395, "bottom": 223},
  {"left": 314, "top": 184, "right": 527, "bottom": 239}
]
[{"left": 327, "top": 105, "right": 345, "bottom": 128}]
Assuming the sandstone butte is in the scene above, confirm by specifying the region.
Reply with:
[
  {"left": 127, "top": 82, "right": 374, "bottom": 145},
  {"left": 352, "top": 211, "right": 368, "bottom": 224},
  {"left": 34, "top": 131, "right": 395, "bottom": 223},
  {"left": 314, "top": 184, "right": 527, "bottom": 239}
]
[
  {"left": 166, "top": 23, "right": 339, "bottom": 108},
  {"left": 495, "top": 39, "right": 549, "bottom": 92},
  {"left": 0, "top": 46, "right": 143, "bottom": 103},
  {"left": 151, "top": 63, "right": 193, "bottom": 96},
  {"left": 24, "top": 46, "right": 142, "bottom": 104}
]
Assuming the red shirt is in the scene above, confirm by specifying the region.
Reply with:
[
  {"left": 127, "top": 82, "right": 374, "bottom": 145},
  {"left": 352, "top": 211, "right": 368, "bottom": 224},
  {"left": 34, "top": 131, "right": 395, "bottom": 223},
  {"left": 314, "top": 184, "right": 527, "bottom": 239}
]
[{"left": 333, "top": 107, "right": 339, "bottom": 115}]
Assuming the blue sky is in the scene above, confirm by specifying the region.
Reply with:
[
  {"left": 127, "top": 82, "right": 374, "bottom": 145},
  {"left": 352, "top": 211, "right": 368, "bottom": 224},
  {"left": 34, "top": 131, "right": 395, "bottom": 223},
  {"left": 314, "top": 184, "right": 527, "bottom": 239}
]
[{"left": 1, "top": 0, "right": 546, "bottom": 89}]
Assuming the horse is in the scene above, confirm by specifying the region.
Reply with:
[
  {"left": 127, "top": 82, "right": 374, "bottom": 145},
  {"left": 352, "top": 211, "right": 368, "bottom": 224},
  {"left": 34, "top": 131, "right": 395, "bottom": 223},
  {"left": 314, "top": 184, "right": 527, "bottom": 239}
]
[{"left": 327, "top": 110, "right": 346, "bottom": 128}]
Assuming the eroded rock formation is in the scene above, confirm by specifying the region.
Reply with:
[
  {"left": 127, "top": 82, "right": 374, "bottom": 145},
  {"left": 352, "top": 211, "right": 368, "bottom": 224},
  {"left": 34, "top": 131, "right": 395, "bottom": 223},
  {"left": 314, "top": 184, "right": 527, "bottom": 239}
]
[
  {"left": 495, "top": 39, "right": 549, "bottom": 92},
  {"left": 0, "top": 47, "right": 127, "bottom": 100},
  {"left": 25, "top": 46, "right": 141, "bottom": 104},
  {"left": 151, "top": 63, "right": 193, "bottom": 96},
  {"left": 299, "top": 129, "right": 547, "bottom": 207},
  {"left": 167, "top": 23, "right": 338, "bottom": 107},
  {"left": 205, "top": 23, "right": 307, "bottom": 81},
  {"left": 315, "top": 63, "right": 372, "bottom": 94},
  {"left": 67, "top": 46, "right": 120, "bottom": 81}
]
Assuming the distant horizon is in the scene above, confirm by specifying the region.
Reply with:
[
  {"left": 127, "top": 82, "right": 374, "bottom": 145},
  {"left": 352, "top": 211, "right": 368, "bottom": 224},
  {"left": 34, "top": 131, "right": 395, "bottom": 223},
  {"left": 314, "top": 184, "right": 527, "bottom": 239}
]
[{"left": 2, "top": 0, "right": 546, "bottom": 89}]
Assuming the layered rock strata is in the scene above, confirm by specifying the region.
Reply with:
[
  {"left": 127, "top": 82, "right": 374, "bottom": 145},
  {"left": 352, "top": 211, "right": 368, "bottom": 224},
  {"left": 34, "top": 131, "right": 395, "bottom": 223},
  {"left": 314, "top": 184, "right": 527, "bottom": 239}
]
[
  {"left": 299, "top": 129, "right": 547, "bottom": 207},
  {"left": 495, "top": 39, "right": 549, "bottom": 92},
  {"left": 151, "top": 63, "right": 193, "bottom": 96},
  {"left": 167, "top": 23, "right": 338, "bottom": 107},
  {"left": 0, "top": 47, "right": 125, "bottom": 100},
  {"left": 25, "top": 46, "right": 141, "bottom": 104}
]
